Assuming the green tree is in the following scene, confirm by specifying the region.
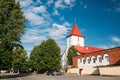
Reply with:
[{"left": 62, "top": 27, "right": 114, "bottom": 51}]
[
  {"left": 29, "top": 45, "right": 40, "bottom": 72},
  {"left": 12, "top": 47, "right": 28, "bottom": 73},
  {"left": 42, "top": 39, "right": 61, "bottom": 71},
  {"left": 67, "top": 46, "right": 78, "bottom": 65},
  {"left": 29, "top": 39, "right": 61, "bottom": 72},
  {"left": 0, "top": 0, "right": 27, "bottom": 70}
]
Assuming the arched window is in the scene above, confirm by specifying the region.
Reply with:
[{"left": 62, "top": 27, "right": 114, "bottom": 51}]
[
  {"left": 97, "top": 55, "right": 102, "bottom": 63},
  {"left": 86, "top": 57, "right": 90, "bottom": 64},
  {"left": 104, "top": 54, "right": 109, "bottom": 62},
  {"left": 91, "top": 56, "right": 96, "bottom": 63},
  {"left": 82, "top": 58, "right": 85, "bottom": 64}
]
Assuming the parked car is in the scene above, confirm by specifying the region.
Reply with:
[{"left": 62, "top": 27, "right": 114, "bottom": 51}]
[
  {"left": 53, "top": 70, "right": 63, "bottom": 76},
  {"left": 47, "top": 70, "right": 63, "bottom": 76},
  {"left": 46, "top": 70, "right": 54, "bottom": 75}
]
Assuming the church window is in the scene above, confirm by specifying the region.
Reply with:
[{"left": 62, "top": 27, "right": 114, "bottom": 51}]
[
  {"left": 97, "top": 55, "right": 102, "bottom": 63},
  {"left": 99, "top": 57, "right": 102, "bottom": 62},
  {"left": 86, "top": 57, "right": 90, "bottom": 64},
  {"left": 78, "top": 37, "right": 79, "bottom": 41},
  {"left": 82, "top": 58, "right": 85, "bottom": 64},
  {"left": 91, "top": 56, "right": 96, "bottom": 63},
  {"left": 93, "top": 58, "right": 96, "bottom": 63},
  {"left": 88, "top": 59, "right": 90, "bottom": 64},
  {"left": 104, "top": 54, "right": 109, "bottom": 62},
  {"left": 105, "top": 56, "right": 109, "bottom": 62},
  {"left": 83, "top": 60, "right": 85, "bottom": 64}
]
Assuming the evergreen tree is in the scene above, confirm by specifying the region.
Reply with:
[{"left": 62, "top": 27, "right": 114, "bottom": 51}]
[
  {"left": 67, "top": 46, "right": 78, "bottom": 65},
  {"left": 0, "top": 0, "right": 26, "bottom": 70}
]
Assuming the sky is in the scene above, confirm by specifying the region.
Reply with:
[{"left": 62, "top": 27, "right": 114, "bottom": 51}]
[{"left": 16, "top": 0, "right": 120, "bottom": 56}]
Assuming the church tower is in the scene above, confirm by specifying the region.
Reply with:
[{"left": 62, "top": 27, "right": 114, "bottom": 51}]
[
  {"left": 61, "top": 23, "right": 85, "bottom": 68},
  {"left": 67, "top": 24, "right": 84, "bottom": 48}
]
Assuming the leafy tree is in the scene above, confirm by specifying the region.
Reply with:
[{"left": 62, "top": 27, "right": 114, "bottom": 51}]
[
  {"left": 67, "top": 46, "right": 78, "bottom": 65},
  {"left": 29, "top": 39, "right": 61, "bottom": 72},
  {"left": 12, "top": 47, "right": 28, "bottom": 73},
  {"left": 41, "top": 39, "right": 61, "bottom": 71},
  {"left": 29, "top": 45, "right": 40, "bottom": 72},
  {"left": 0, "top": 0, "right": 27, "bottom": 70}
]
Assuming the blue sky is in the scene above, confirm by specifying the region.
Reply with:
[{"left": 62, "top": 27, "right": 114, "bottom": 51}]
[{"left": 16, "top": 0, "right": 120, "bottom": 55}]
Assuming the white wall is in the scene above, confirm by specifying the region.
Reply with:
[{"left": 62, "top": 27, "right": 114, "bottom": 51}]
[
  {"left": 67, "top": 35, "right": 84, "bottom": 48},
  {"left": 77, "top": 54, "right": 110, "bottom": 67},
  {"left": 61, "top": 48, "right": 69, "bottom": 68}
]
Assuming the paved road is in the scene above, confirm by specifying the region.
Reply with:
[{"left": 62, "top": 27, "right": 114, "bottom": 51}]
[{"left": 1, "top": 74, "right": 120, "bottom": 80}]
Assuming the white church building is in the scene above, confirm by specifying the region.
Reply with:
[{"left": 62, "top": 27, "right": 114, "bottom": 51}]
[{"left": 61, "top": 23, "right": 120, "bottom": 69}]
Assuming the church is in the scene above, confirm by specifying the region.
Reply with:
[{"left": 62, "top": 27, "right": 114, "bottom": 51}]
[{"left": 61, "top": 23, "right": 120, "bottom": 69}]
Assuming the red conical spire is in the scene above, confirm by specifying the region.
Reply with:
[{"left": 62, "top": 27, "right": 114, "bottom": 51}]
[{"left": 67, "top": 24, "right": 84, "bottom": 37}]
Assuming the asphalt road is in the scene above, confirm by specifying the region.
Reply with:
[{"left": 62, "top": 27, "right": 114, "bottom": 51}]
[{"left": 0, "top": 74, "right": 120, "bottom": 80}]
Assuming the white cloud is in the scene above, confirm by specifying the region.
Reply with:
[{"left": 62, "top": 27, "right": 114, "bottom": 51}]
[
  {"left": 63, "top": 22, "right": 70, "bottom": 26},
  {"left": 22, "top": 28, "right": 47, "bottom": 43},
  {"left": 46, "top": 0, "right": 54, "bottom": 6},
  {"left": 54, "top": 0, "right": 76, "bottom": 9},
  {"left": 36, "top": 0, "right": 42, "bottom": 4},
  {"left": 25, "top": 12, "right": 46, "bottom": 26},
  {"left": 96, "top": 44, "right": 115, "bottom": 49},
  {"left": 53, "top": 9, "right": 60, "bottom": 15},
  {"left": 53, "top": 0, "right": 76, "bottom": 16},
  {"left": 64, "top": 0, "right": 71, "bottom": 4},
  {"left": 17, "top": 0, "right": 52, "bottom": 27},
  {"left": 32, "top": 5, "right": 47, "bottom": 14},
  {"left": 55, "top": 0, "right": 67, "bottom": 9},
  {"left": 95, "top": 36, "right": 120, "bottom": 49},
  {"left": 19, "top": 0, "right": 33, "bottom": 8},
  {"left": 112, "top": 36, "right": 120, "bottom": 43},
  {"left": 49, "top": 22, "right": 70, "bottom": 39},
  {"left": 105, "top": 0, "right": 120, "bottom": 13},
  {"left": 64, "top": 0, "right": 76, "bottom": 7}
]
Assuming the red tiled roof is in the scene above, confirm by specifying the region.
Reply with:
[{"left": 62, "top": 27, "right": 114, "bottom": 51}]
[
  {"left": 74, "top": 46, "right": 104, "bottom": 54},
  {"left": 67, "top": 24, "right": 84, "bottom": 37}
]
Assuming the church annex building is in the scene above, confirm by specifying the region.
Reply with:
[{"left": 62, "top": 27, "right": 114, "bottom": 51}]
[{"left": 61, "top": 24, "right": 120, "bottom": 75}]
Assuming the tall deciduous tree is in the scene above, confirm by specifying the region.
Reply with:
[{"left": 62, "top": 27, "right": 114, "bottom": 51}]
[
  {"left": 29, "top": 45, "right": 40, "bottom": 72},
  {"left": 29, "top": 39, "right": 61, "bottom": 72},
  {"left": 0, "top": 0, "right": 26, "bottom": 70},
  {"left": 67, "top": 46, "right": 78, "bottom": 65},
  {"left": 42, "top": 39, "right": 61, "bottom": 71},
  {"left": 12, "top": 47, "right": 28, "bottom": 73}
]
